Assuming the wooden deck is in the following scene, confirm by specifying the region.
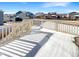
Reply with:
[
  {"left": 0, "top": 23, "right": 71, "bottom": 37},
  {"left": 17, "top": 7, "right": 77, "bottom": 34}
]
[{"left": 0, "top": 19, "right": 79, "bottom": 57}]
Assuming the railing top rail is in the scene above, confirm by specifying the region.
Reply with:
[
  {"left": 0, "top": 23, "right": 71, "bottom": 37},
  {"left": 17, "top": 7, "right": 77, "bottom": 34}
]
[{"left": 34, "top": 19, "right": 79, "bottom": 26}]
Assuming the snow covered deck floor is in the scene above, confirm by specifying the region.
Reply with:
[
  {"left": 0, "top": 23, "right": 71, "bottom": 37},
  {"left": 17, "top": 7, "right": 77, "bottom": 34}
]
[{"left": 35, "top": 31, "right": 79, "bottom": 57}]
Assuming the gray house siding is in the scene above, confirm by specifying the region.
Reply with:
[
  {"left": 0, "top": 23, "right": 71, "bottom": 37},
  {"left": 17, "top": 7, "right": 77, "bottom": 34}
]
[{"left": 0, "top": 11, "right": 3, "bottom": 25}]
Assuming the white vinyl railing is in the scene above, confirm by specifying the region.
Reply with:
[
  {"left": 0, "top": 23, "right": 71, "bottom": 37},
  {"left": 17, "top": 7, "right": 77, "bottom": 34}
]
[
  {"left": 57, "top": 22, "right": 79, "bottom": 35},
  {"left": 0, "top": 26, "right": 12, "bottom": 40},
  {"left": 34, "top": 19, "right": 79, "bottom": 35},
  {"left": 0, "top": 20, "right": 33, "bottom": 45}
]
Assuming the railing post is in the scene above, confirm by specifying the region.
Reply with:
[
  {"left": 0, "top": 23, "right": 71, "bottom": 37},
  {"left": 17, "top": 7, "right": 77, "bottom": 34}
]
[
  {"left": 77, "top": 25, "right": 79, "bottom": 35},
  {"left": 72, "top": 25, "right": 75, "bottom": 34},
  {"left": 65, "top": 24, "right": 67, "bottom": 32},
  {"left": 76, "top": 26, "right": 78, "bottom": 35},
  {"left": 68, "top": 25, "right": 70, "bottom": 33},
  {"left": 55, "top": 22, "right": 58, "bottom": 31},
  {"left": 63, "top": 24, "right": 65, "bottom": 32},
  {"left": 5, "top": 27, "right": 7, "bottom": 37},
  {"left": 2, "top": 27, "right": 4, "bottom": 39},
  {"left": 62, "top": 24, "right": 64, "bottom": 32},
  {"left": 61, "top": 23, "right": 63, "bottom": 32},
  {"left": 74, "top": 26, "right": 78, "bottom": 35},
  {"left": 58, "top": 23, "right": 60, "bottom": 31}
]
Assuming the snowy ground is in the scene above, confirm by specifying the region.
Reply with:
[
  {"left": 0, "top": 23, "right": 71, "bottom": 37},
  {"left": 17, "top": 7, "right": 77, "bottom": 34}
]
[{"left": 35, "top": 28, "right": 79, "bottom": 57}]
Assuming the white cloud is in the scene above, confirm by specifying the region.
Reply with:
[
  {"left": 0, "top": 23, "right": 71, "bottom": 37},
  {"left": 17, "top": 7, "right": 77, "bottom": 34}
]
[
  {"left": 42, "top": 2, "right": 71, "bottom": 8},
  {"left": 4, "top": 10, "right": 17, "bottom": 14},
  {"left": 65, "top": 9, "right": 79, "bottom": 13}
]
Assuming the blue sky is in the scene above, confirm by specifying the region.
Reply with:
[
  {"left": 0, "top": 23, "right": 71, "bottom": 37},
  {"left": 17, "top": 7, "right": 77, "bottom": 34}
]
[{"left": 0, "top": 2, "right": 79, "bottom": 14}]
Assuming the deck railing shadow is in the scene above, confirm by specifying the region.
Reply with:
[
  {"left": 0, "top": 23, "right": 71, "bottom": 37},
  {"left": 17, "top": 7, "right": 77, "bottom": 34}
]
[{"left": 24, "top": 31, "right": 53, "bottom": 57}]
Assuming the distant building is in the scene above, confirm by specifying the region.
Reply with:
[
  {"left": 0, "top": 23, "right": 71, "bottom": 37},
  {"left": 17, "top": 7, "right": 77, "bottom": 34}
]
[
  {"left": 4, "top": 14, "right": 10, "bottom": 22},
  {"left": 44, "top": 12, "right": 57, "bottom": 19},
  {"left": 35, "top": 12, "right": 71, "bottom": 20},
  {"left": 35, "top": 12, "right": 58, "bottom": 19},
  {"left": 4, "top": 14, "right": 14, "bottom": 22},
  {"left": 48, "top": 12, "right": 56, "bottom": 15},
  {"left": 0, "top": 10, "right": 4, "bottom": 25},
  {"left": 13, "top": 11, "right": 35, "bottom": 21},
  {"left": 56, "top": 14, "right": 69, "bottom": 19},
  {"left": 35, "top": 12, "right": 45, "bottom": 19},
  {"left": 69, "top": 12, "right": 79, "bottom": 20}
]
